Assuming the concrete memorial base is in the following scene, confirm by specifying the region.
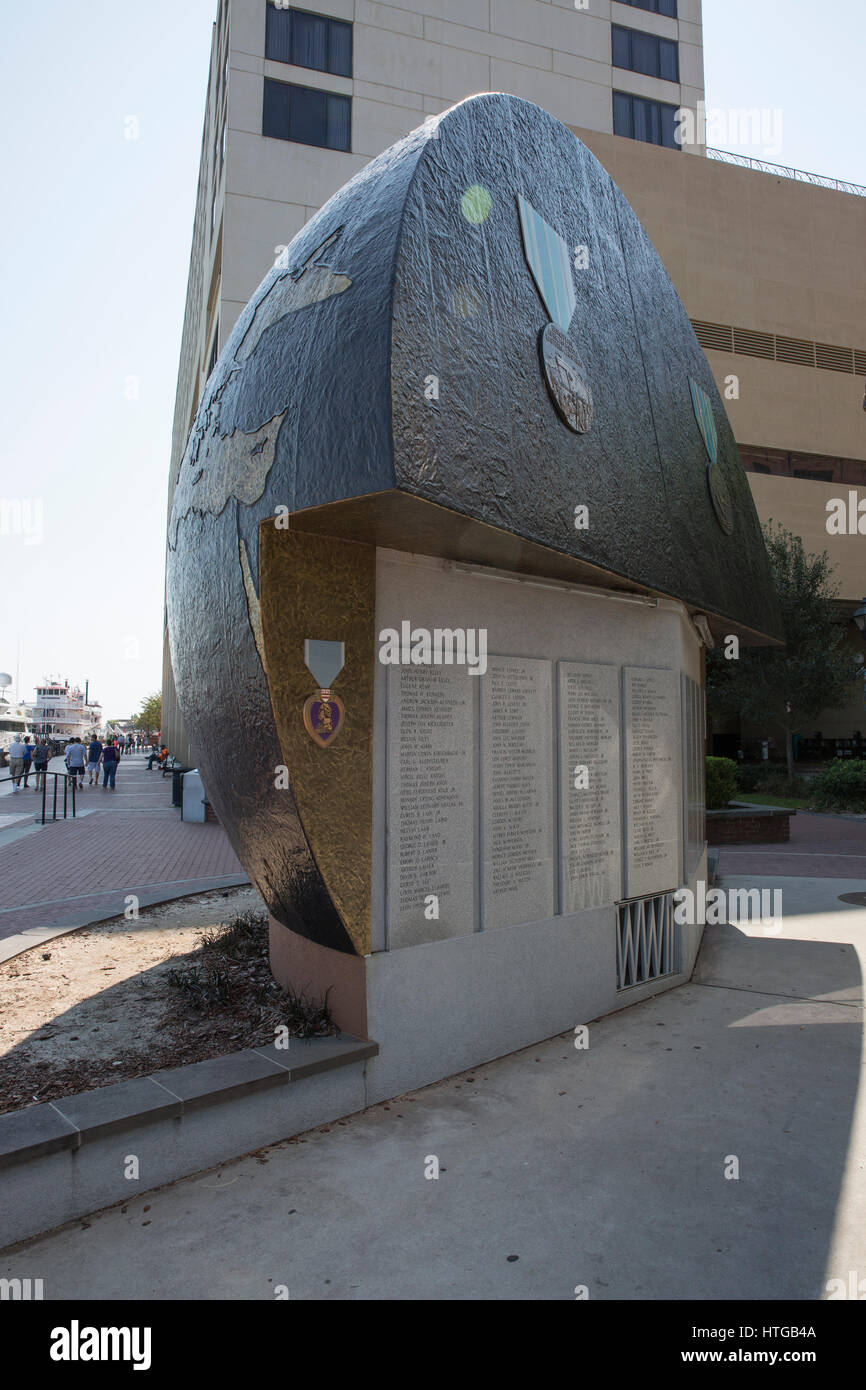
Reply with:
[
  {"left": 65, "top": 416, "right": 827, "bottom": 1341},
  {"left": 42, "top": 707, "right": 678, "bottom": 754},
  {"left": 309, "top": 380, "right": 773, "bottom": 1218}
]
[
  {"left": 270, "top": 850, "right": 706, "bottom": 1105},
  {"left": 270, "top": 547, "right": 709, "bottom": 1100}
]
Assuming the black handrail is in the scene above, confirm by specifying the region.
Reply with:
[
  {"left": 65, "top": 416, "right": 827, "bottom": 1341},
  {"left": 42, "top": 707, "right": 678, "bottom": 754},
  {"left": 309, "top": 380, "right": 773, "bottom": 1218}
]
[
  {"left": 0, "top": 769, "right": 78, "bottom": 824},
  {"left": 50, "top": 769, "right": 76, "bottom": 824}
]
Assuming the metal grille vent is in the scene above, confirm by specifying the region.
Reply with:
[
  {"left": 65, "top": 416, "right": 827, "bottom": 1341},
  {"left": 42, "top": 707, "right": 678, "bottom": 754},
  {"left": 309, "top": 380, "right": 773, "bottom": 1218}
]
[
  {"left": 616, "top": 892, "right": 679, "bottom": 990},
  {"left": 732, "top": 326, "right": 775, "bottom": 359},
  {"left": 690, "top": 319, "right": 866, "bottom": 376},
  {"left": 692, "top": 320, "right": 734, "bottom": 353},
  {"left": 775, "top": 335, "right": 816, "bottom": 367},
  {"left": 816, "top": 342, "right": 855, "bottom": 373}
]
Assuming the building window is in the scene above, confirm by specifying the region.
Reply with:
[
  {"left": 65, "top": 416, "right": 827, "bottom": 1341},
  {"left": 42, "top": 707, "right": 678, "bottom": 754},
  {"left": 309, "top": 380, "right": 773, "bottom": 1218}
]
[
  {"left": 207, "top": 322, "right": 220, "bottom": 377},
  {"left": 618, "top": 0, "right": 677, "bottom": 16},
  {"left": 612, "top": 25, "right": 679, "bottom": 82},
  {"left": 265, "top": 4, "right": 352, "bottom": 78},
  {"left": 793, "top": 468, "right": 834, "bottom": 482},
  {"left": 263, "top": 78, "right": 351, "bottom": 151},
  {"left": 613, "top": 91, "right": 680, "bottom": 149}
]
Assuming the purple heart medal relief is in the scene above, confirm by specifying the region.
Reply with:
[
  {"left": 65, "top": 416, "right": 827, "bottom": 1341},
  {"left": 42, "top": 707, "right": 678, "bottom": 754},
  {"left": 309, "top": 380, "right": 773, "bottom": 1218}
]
[{"left": 302, "top": 638, "right": 345, "bottom": 747}]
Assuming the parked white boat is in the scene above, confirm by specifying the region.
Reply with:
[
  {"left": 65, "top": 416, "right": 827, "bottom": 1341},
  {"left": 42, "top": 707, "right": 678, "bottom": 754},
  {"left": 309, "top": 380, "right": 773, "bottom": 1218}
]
[{"left": 24, "top": 678, "right": 103, "bottom": 743}]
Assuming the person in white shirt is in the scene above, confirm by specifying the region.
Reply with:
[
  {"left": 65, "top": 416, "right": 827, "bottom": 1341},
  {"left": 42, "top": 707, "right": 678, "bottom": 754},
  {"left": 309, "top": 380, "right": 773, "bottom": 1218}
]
[{"left": 7, "top": 738, "right": 26, "bottom": 790}]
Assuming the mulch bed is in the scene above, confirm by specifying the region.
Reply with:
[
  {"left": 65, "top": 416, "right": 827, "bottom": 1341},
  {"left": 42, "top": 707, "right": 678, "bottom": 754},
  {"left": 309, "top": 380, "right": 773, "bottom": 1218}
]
[{"left": 0, "top": 912, "right": 336, "bottom": 1115}]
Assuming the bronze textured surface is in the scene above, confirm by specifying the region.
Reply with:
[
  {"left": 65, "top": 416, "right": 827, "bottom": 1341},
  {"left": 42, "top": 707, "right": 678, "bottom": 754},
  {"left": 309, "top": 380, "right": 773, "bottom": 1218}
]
[
  {"left": 260, "top": 525, "right": 376, "bottom": 957},
  {"left": 388, "top": 97, "right": 780, "bottom": 641}
]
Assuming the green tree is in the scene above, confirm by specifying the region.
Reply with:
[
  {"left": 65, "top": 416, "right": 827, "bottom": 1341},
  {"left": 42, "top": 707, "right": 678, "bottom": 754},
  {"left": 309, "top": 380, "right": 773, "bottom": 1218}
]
[
  {"left": 707, "top": 523, "right": 861, "bottom": 778},
  {"left": 138, "top": 692, "right": 162, "bottom": 735}
]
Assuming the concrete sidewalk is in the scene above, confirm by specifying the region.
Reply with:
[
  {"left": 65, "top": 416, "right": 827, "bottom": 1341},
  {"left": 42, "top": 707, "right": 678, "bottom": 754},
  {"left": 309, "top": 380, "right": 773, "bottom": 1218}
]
[
  {"left": 0, "top": 754, "right": 247, "bottom": 961},
  {"left": 2, "top": 873, "right": 862, "bottom": 1299}
]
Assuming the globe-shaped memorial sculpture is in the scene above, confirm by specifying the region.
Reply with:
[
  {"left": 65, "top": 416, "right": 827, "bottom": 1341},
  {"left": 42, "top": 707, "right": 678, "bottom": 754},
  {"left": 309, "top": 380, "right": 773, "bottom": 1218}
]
[{"left": 167, "top": 94, "right": 779, "bottom": 1086}]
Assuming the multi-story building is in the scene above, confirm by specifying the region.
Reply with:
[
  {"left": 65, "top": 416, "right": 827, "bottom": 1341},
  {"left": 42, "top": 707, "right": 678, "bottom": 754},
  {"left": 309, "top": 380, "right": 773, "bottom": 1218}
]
[
  {"left": 573, "top": 127, "right": 866, "bottom": 758},
  {"left": 163, "top": 0, "right": 865, "bottom": 763}
]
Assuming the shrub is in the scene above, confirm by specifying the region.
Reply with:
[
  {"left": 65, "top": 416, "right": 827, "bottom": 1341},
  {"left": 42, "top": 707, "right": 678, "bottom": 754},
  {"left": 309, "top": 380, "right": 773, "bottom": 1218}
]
[
  {"left": 735, "top": 762, "right": 765, "bottom": 792},
  {"left": 166, "top": 963, "right": 233, "bottom": 1009},
  {"left": 736, "top": 763, "right": 809, "bottom": 800},
  {"left": 165, "top": 910, "right": 336, "bottom": 1037},
  {"left": 706, "top": 756, "right": 738, "bottom": 810},
  {"left": 809, "top": 760, "right": 866, "bottom": 813},
  {"left": 199, "top": 910, "right": 268, "bottom": 959},
  {"left": 765, "top": 774, "right": 810, "bottom": 800}
]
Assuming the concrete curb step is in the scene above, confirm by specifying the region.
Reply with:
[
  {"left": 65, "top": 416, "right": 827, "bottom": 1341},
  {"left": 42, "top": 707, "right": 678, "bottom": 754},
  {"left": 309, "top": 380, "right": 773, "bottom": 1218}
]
[{"left": 0, "top": 1034, "right": 378, "bottom": 1250}]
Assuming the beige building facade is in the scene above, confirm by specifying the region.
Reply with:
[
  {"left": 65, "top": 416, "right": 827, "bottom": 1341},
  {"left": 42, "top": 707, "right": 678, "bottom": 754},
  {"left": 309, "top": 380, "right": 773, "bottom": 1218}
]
[
  {"left": 576, "top": 126, "right": 866, "bottom": 746},
  {"left": 164, "top": 0, "right": 865, "bottom": 762}
]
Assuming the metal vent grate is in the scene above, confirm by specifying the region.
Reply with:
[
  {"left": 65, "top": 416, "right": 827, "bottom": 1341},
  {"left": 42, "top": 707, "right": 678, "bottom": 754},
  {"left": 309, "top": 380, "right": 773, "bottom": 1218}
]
[
  {"left": 816, "top": 342, "right": 855, "bottom": 373},
  {"left": 690, "top": 320, "right": 866, "bottom": 376},
  {"left": 692, "top": 320, "right": 733, "bottom": 353},
  {"left": 616, "top": 892, "right": 679, "bottom": 990},
  {"left": 775, "top": 335, "right": 816, "bottom": 367},
  {"left": 732, "top": 326, "right": 775, "bottom": 359}
]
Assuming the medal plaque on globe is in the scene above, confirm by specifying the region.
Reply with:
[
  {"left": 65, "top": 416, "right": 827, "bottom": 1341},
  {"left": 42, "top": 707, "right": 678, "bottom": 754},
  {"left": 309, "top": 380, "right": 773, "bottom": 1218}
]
[{"left": 303, "top": 639, "right": 345, "bottom": 747}]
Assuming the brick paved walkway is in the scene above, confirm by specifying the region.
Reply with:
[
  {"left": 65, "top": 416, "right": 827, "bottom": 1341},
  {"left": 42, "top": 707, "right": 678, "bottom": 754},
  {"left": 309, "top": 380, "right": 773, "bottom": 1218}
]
[
  {"left": 717, "top": 810, "right": 866, "bottom": 879},
  {"left": 0, "top": 753, "right": 247, "bottom": 957}
]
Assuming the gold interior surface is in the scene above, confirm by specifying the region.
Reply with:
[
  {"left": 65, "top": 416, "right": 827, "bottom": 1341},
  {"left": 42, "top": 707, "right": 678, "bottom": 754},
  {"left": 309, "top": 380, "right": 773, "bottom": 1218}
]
[{"left": 259, "top": 523, "right": 377, "bottom": 956}]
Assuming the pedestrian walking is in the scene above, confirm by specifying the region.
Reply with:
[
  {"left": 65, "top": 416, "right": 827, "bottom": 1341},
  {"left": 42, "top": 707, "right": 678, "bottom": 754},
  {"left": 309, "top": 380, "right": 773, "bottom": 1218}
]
[
  {"left": 100, "top": 738, "right": 120, "bottom": 790},
  {"left": 32, "top": 739, "right": 49, "bottom": 791},
  {"left": 64, "top": 736, "right": 87, "bottom": 789},
  {"left": 21, "top": 736, "right": 33, "bottom": 788},
  {"left": 7, "top": 735, "right": 26, "bottom": 790},
  {"left": 86, "top": 734, "right": 103, "bottom": 785}
]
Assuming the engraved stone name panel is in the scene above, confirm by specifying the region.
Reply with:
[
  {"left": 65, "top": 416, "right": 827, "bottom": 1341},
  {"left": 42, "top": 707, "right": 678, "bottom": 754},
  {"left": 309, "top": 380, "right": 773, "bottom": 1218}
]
[
  {"left": 624, "top": 666, "right": 682, "bottom": 898},
  {"left": 481, "top": 656, "right": 555, "bottom": 929},
  {"left": 558, "top": 662, "right": 621, "bottom": 912},
  {"left": 387, "top": 665, "right": 476, "bottom": 949}
]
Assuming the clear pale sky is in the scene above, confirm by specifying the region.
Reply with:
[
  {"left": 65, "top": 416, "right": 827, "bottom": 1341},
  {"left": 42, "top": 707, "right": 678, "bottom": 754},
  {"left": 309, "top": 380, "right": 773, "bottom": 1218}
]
[{"left": 0, "top": 0, "right": 862, "bottom": 719}]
